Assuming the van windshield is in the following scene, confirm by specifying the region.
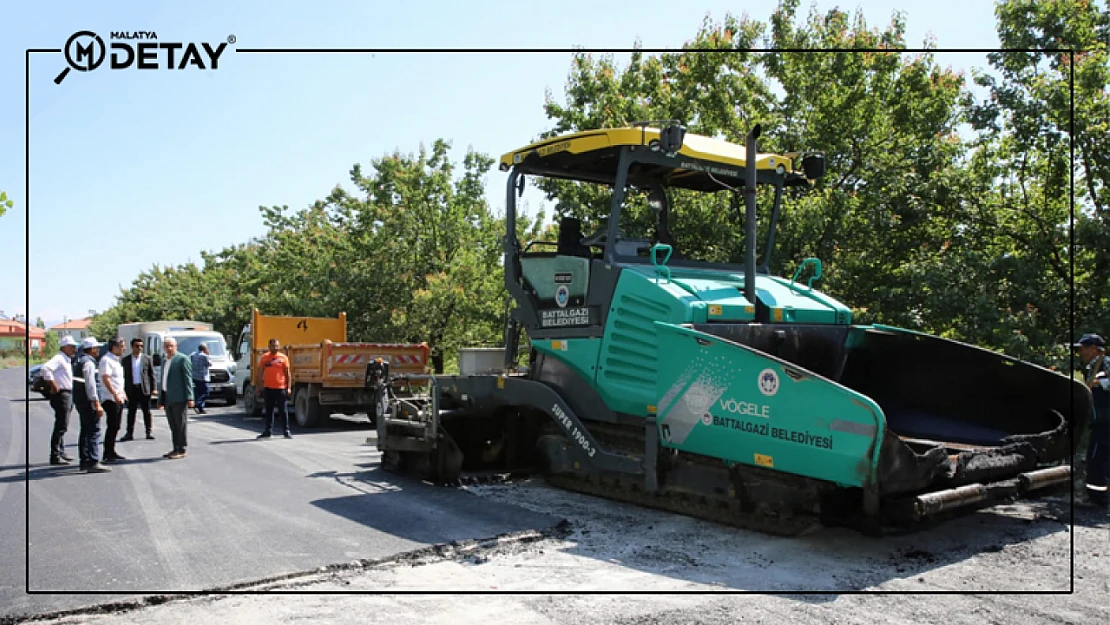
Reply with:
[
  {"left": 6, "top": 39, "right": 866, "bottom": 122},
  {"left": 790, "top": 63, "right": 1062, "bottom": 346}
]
[{"left": 174, "top": 336, "right": 227, "bottom": 358}]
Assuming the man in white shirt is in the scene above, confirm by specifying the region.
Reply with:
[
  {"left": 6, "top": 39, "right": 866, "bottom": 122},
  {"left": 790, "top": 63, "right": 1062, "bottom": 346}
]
[
  {"left": 98, "top": 336, "right": 127, "bottom": 463},
  {"left": 40, "top": 335, "right": 79, "bottom": 465}
]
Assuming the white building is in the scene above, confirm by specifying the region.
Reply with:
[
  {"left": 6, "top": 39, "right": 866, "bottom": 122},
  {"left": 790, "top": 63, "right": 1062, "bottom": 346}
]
[{"left": 50, "top": 317, "right": 93, "bottom": 342}]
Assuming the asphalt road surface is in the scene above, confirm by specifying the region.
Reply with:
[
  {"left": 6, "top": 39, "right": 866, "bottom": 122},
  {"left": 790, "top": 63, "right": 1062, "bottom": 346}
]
[
  {"left": 2, "top": 364, "right": 1107, "bottom": 625},
  {"left": 0, "top": 366, "right": 561, "bottom": 621}
]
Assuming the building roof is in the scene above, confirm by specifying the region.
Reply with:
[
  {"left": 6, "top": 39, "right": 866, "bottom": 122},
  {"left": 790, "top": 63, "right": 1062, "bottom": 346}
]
[
  {"left": 50, "top": 317, "right": 92, "bottom": 330},
  {"left": 0, "top": 319, "right": 47, "bottom": 339}
]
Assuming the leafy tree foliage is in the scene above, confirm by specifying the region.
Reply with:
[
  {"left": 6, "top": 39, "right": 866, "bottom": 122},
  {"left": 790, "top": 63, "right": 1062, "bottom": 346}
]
[
  {"left": 43, "top": 331, "right": 59, "bottom": 357},
  {"left": 89, "top": 140, "right": 540, "bottom": 373},
  {"left": 958, "top": 0, "right": 1110, "bottom": 366},
  {"left": 533, "top": 0, "right": 1107, "bottom": 367}
]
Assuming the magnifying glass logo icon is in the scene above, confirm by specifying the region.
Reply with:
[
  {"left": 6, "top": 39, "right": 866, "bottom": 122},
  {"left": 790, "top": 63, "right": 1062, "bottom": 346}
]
[{"left": 55, "top": 31, "right": 106, "bottom": 85}]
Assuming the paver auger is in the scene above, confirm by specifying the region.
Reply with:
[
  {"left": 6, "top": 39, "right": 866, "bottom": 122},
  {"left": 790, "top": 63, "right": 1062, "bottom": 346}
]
[{"left": 372, "top": 123, "right": 1091, "bottom": 535}]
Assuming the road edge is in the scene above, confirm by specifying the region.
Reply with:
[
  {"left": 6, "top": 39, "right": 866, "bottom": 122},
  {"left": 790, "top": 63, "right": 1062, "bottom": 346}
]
[{"left": 0, "top": 519, "right": 573, "bottom": 625}]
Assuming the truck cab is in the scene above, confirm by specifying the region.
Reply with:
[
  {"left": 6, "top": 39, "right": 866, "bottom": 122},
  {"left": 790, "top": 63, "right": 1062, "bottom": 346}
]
[{"left": 233, "top": 324, "right": 253, "bottom": 399}]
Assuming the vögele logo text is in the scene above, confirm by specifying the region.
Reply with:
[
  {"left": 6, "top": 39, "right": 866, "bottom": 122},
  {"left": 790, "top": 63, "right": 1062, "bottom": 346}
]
[
  {"left": 55, "top": 30, "right": 233, "bottom": 84},
  {"left": 717, "top": 397, "right": 771, "bottom": 418}
]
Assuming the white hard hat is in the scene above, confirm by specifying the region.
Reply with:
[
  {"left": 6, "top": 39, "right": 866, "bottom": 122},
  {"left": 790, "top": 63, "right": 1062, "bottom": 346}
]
[
  {"left": 59, "top": 336, "right": 78, "bottom": 348},
  {"left": 81, "top": 337, "right": 99, "bottom": 350}
]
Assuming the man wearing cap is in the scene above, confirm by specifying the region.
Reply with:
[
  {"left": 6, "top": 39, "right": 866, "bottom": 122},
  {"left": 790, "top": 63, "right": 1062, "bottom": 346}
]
[
  {"left": 40, "top": 335, "right": 79, "bottom": 465},
  {"left": 1075, "top": 333, "right": 1109, "bottom": 507},
  {"left": 73, "top": 337, "right": 110, "bottom": 473}
]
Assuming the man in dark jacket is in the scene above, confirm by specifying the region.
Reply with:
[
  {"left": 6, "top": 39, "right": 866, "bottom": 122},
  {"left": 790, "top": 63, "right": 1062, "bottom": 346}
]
[
  {"left": 1075, "top": 333, "right": 1110, "bottom": 507},
  {"left": 158, "top": 337, "right": 194, "bottom": 459},
  {"left": 120, "top": 337, "right": 156, "bottom": 441}
]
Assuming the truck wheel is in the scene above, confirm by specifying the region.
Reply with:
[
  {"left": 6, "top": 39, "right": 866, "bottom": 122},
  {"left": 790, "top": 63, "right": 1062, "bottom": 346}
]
[
  {"left": 244, "top": 384, "right": 262, "bottom": 417},
  {"left": 225, "top": 389, "right": 237, "bottom": 406},
  {"left": 295, "top": 388, "right": 323, "bottom": 428},
  {"left": 381, "top": 450, "right": 406, "bottom": 473},
  {"left": 367, "top": 395, "right": 387, "bottom": 429}
]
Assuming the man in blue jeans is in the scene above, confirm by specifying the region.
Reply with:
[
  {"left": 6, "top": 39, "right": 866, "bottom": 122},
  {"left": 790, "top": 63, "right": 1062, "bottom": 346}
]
[
  {"left": 73, "top": 337, "right": 110, "bottom": 473},
  {"left": 190, "top": 343, "right": 211, "bottom": 414}
]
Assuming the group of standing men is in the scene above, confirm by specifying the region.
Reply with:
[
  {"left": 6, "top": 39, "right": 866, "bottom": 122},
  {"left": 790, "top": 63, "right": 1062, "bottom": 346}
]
[
  {"left": 37, "top": 333, "right": 294, "bottom": 471},
  {"left": 38, "top": 335, "right": 198, "bottom": 472}
]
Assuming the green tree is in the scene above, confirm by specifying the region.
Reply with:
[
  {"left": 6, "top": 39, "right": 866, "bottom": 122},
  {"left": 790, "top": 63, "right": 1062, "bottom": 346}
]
[
  {"left": 0, "top": 191, "right": 12, "bottom": 218},
  {"left": 34, "top": 317, "right": 45, "bottom": 328},
  {"left": 536, "top": 17, "right": 774, "bottom": 259},
  {"left": 88, "top": 252, "right": 254, "bottom": 342},
  {"left": 537, "top": 0, "right": 973, "bottom": 337},
  {"left": 331, "top": 140, "right": 539, "bottom": 371},
  {"left": 43, "top": 331, "right": 58, "bottom": 356},
  {"left": 962, "top": 0, "right": 1110, "bottom": 366},
  {"left": 759, "top": 0, "right": 971, "bottom": 336},
  {"left": 90, "top": 140, "right": 541, "bottom": 372}
]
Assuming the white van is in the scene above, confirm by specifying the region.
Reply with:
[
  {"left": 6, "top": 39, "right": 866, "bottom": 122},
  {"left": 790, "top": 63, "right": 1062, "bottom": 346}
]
[{"left": 118, "top": 321, "right": 237, "bottom": 405}]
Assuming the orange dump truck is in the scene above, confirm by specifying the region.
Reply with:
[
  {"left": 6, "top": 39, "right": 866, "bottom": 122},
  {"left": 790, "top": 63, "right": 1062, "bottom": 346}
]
[{"left": 233, "top": 309, "right": 429, "bottom": 427}]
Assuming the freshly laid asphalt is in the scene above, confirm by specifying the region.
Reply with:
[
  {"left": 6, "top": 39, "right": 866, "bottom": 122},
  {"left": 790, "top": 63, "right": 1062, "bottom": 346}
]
[{"left": 0, "top": 366, "right": 562, "bottom": 620}]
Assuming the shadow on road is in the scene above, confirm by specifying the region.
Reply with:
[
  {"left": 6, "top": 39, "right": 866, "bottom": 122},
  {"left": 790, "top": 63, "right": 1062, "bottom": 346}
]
[
  {"left": 1020, "top": 494, "right": 1110, "bottom": 530},
  {"left": 208, "top": 438, "right": 268, "bottom": 445},
  {"left": 0, "top": 465, "right": 71, "bottom": 482},
  {"left": 307, "top": 465, "right": 564, "bottom": 548},
  {"left": 0, "top": 457, "right": 187, "bottom": 483},
  {"left": 197, "top": 411, "right": 374, "bottom": 437},
  {"left": 0, "top": 465, "right": 99, "bottom": 482}
]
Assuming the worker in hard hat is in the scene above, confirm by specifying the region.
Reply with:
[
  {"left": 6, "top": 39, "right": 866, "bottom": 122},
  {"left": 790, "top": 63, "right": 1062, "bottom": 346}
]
[
  {"left": 74, "top": 337, "right": 110, "bottom": 473},
  {"left": 40, "top": 335, "right": 79, "bottom": 465},
  {"left": 1075, "top": 333, "right": 1109, "bottom": 507}
]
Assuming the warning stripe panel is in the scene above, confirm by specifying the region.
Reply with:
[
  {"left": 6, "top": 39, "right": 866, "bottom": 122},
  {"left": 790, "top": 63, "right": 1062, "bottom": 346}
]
[
  {"left": 328, "top": 355, "right": 427, "bottom": 366},
  {"left": 289, "top": 342, "right": 431, "bottom": 380},
  {"left": 365, "top": 354, "right": 425, "bottom": 366},
  {"left": 332, "top": 354, "right": 368, "bottom": 365}
]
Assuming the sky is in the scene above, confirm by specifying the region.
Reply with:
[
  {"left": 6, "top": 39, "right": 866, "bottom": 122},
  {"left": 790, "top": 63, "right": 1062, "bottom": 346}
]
[{"left": 0, "top": 0, "right": 1003, "bottom": 330}]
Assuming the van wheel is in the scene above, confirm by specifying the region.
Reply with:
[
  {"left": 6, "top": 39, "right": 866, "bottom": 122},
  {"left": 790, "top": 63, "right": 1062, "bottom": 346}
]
[{"left": 295, "top": 388, "right": 323, "bottom": 428}]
